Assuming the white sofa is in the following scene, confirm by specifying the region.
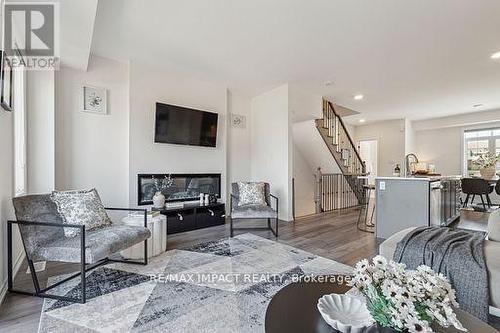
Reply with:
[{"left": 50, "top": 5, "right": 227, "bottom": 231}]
[{"left": 379, "top": 211, "right": 500, "bottom": 315}]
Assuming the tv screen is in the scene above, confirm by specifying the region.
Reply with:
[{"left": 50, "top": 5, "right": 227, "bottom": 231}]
[{"left": 154, "top": 103, "right": 218, "bottom": 147}]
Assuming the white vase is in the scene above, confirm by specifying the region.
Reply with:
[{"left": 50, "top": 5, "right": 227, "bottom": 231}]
[
  {"left": 480, "top": 167, "right": 496, "bottom": 180},
  {"left": 152, "top": 191, "right": 165, "bottom": 208}
]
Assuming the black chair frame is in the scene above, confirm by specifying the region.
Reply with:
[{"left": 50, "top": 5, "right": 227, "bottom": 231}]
[
  {"left": 462, "top": 178, "right": 494, "bottom": 210},
  {"left": 229, "top": 194, "right": 279, "bottom": 237},
  {"left": 7, "top": 207, "right": 148, "bottom": 304}
]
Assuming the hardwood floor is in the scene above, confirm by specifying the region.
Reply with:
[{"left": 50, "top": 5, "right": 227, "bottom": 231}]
[{"left": 0, "top": 207, "right": 375, "bottom": 332}]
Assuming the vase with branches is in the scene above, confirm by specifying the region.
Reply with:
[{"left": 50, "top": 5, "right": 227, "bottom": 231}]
[{"left": 152, "top": 175, "right": 174, "bottom": 208}]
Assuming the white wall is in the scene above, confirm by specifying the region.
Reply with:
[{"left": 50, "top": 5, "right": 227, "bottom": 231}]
[
  {"left": 128, "top": 61, "right": 228, "bottom": 206},
  {"left": 0, "top": 100, "right": 20, "bottom": 304},
  {"left": 55, "top": 55, "right": 130, "bottom": 206},
  {"left": 413, "top": 108, "right": 500, "bottom": 131},
  {"left": 251, "top": 84, "right": 293, "bottom": 221},
  {"left": 27, "top": 70, "right": 55, "bottom": 194},
  {"left": 292, "top": 119, "right": 343, "bottom": 217},
  {"left": 404, "top": 118, "right": 416, "bottom": 155},
  {"left": 0, "top": 1, "right": 26, "bottom": 301},
  {"left": 354, "top": 120, "right": 405, "bottom": 176},
  {"left": 293, "top": 144, "right": 316, "bottom": 217},
  {"left": 292, "top": 120, "right": 342, "bottom": 174},
  {"left": 414, "top": 110, "right": 500, "bottom": 176},
  {"left": 289, "top": 84, "right": 322, "bottom": 122},
  {"left": 415, "top": 126, "right": 462, "bottom": 175}
]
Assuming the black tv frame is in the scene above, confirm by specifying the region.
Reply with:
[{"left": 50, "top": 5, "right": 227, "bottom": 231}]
[
  {"left": 137, "top": 173, "right": 222, "bottom": 206},
  {"left": 154, "top": 102, "right": 219, "bottom": 148}
]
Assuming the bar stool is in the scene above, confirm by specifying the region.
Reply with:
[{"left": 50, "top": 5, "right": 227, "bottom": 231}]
[{"left": 357, "top": 184, "right": 375, "bottom": 233}]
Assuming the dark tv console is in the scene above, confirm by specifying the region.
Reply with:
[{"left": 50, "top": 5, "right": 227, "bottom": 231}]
[{"left": 160, "top": 202, "right": 225, "bottom": 234}]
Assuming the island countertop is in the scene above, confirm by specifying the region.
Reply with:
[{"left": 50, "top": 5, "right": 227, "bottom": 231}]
[{"left": 375, "top": 175, "right": 462, "bottom": 181}]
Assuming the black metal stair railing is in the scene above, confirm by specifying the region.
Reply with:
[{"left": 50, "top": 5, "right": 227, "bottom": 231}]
[{"left": 319, "top": 173, "right": 362, "bottom": 211}]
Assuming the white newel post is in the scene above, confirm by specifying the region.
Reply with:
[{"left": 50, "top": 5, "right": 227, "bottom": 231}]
[{"left": 314, "top": 167, "right": 322, "bottom": 214}]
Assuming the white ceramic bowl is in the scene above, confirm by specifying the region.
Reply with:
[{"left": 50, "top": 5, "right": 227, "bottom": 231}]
[{"left": 317, "top": 293, "right": 374, "bottom": 333}]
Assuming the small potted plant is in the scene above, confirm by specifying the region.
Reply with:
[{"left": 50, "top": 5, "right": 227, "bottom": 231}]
[
  {"left": 473, "top": 152, "right": 499, "bottom": 180},
  {"left": 349, "top": 256, "right": 466, "bottom": 333},
  {"left": 152, "top": 174, "right": 174, "bottom": 209}
]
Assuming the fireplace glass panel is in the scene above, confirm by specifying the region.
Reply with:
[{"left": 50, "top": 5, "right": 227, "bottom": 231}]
[{"left": 138, "top": 174, "right": 221, "bottom": 205}]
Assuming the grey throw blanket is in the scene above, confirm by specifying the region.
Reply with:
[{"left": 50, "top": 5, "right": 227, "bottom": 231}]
[{"left": 393, "top": 226, "right": 489, "bottom": 322}]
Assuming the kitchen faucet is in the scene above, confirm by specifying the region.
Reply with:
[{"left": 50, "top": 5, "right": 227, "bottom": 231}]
[{"left": 405, "top": 153, "right": 419, "bottom": 177}]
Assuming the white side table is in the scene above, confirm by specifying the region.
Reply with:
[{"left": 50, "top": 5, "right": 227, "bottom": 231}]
[{"left": 120, "top": 213, "right": 167, "bottom": 259}]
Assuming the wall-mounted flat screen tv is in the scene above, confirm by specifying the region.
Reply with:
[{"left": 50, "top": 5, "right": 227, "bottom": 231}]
[{"left": 154, "top": 102, "right": 218, "bottom": 147}]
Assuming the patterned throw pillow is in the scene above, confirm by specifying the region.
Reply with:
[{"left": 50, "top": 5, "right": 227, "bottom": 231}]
[
  {"left": 237, "top": 182, "right": 266, "bottom": 206},
  {"left": 51, "top": 189, "right": 112, "bottom": 238}
]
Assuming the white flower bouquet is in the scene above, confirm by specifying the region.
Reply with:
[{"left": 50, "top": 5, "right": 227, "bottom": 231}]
[
  {"left": 152, "top": 174, "right": 174, "bottom": 192},
  {"left": 349, "top": 256, "right": 467, "bottom": 333}
]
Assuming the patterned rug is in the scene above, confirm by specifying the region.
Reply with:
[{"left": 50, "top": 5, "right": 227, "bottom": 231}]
[{"left": 38, "top": 233, "right": 352, "bottom": 332}]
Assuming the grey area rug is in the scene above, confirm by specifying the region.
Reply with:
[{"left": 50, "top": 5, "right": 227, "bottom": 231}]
[{"left": 38, "top": 233, "right": 352, "bottom": 332}]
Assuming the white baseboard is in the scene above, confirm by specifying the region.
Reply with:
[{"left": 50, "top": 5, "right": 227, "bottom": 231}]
[{"left": 0, "top": 251, "right": 26, "bottom": 305}]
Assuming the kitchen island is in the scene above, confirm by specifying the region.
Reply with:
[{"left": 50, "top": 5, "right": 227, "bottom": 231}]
[{"left": 375, "top": 176, "right": 461, "bottom": 239}]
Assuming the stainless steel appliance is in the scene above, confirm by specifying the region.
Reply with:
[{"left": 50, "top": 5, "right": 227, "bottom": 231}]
[{"left": 429, "top": 181, "right": 442, "bottom": 226}]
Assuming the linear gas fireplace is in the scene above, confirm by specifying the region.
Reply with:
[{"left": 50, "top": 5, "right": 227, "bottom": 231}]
[{"left": 137, "top": 173, "right": 221, "bottom": 205}]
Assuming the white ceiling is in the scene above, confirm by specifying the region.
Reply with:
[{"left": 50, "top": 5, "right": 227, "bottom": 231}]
[{"left": 91, "top": 0, "right": 500, "bottom": 122}]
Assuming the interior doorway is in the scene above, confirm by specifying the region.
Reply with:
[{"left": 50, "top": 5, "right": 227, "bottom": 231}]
[{"left": 359, "top": 139, "right": 378, "bottom": 178}]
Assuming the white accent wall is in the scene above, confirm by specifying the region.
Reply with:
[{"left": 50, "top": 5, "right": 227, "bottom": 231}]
[
  {"left": 55, "top": 56, "right": 252, "bottom": 209},
  {"left": 128, "top": 61, "right": 228, "bottom": 206},
  {"left": 55, "top": 56, "right": 130, "bottom": 207},
  {"left": 251, "top": 84, "right": 293, "bottom": 221}
]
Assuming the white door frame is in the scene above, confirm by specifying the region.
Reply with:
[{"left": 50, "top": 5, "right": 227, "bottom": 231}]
[{"left": 358, "top": 139, "right": 378, "bottom": 177}]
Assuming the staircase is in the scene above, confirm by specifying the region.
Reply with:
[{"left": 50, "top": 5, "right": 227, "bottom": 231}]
[{"left": 315, "top": 99, "right": 367, "bottom": 205}]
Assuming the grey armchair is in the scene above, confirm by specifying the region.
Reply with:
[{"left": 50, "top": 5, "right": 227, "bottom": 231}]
[
  {"left": 229, "top": 182, "right": 279, "bottom": 237},
  {"left": 8, "top": 194, "right": 151, "bottom": 304}
]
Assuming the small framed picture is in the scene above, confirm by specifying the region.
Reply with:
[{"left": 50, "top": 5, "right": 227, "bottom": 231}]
[
  {"left": 82, "top": 85, "right": 107, "bottom": 114},
  {"left": 231, "top": 114, "right": 246, "bottom": 129},
  {"left": 1, "top": 51, "right": 13, "bottom": 111}
]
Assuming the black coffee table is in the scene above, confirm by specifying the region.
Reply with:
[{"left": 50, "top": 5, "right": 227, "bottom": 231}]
[{"left": 265, "top": 279, "right": 498, "bottom": 333}]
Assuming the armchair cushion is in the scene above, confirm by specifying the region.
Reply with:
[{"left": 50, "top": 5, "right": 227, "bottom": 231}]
[
  {"left": 231, "top": 204, "right": 277, "bottom": 219},
  {"left": 32, "top": 224, "right": 151, "bottom": 264},
  {"left": 237, "top": 182, "right": 266, "bottom": 206},
  {"left": 231, "top": 182, "right": 271, "bottom": 206},
  {"left": 51, "top": 189, "right": 112, "bottom": 238}
]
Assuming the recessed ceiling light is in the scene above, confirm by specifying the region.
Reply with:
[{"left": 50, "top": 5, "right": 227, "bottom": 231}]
[
  {"left": 473, "top": 103, "right": 484, "bottom": 108},
  {"left": 359, "top": 119, "right": 366, "bottom": 123},
  {"left": 491, "top": 51, "right": 500, "bottom": 59},
  {"left": 324, "top": 80, "right": 334, "bottom": 86},
  {"left": 354, "top": 94, "right": 364, "bottom": 100}
]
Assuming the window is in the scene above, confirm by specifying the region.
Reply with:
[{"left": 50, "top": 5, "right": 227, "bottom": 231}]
[
  {"left": 13, "top": 58, "right": 26, "bottom": 196},
  {"left": 464, "top": 128, "right": 500, "bottom": 176}
]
